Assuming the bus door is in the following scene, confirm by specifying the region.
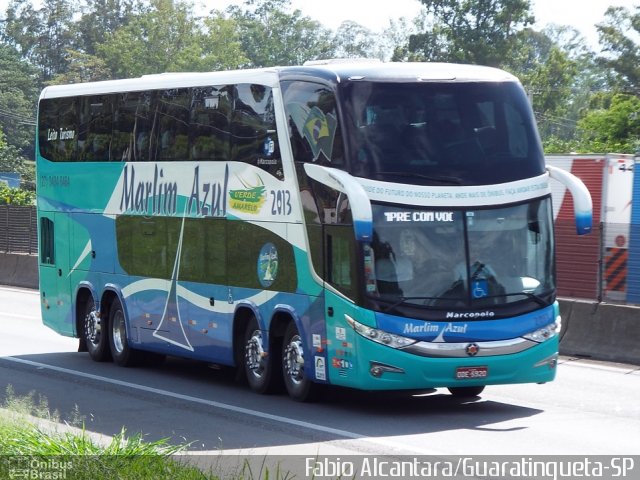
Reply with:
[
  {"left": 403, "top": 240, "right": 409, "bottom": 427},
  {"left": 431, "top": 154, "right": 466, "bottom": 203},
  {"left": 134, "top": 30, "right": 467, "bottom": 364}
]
[{"left": 39, "top": 212, "right": 73, "bottom": 335}]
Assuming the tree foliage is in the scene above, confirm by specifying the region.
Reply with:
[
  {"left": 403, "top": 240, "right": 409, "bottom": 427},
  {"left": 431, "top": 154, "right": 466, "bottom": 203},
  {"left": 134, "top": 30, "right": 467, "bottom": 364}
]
[
  {"left": 0, "top": 0, "right": 640, "bottom": 161},
  {"left": 577, "top": 93, "right": 640, "bottom": 153},
  {"left": 597, "top": 6, "right": 640, "bottom": 93},
  {"left": 408, "top": 0, "right": 534, "bottom": 66},
  {"left": 0, "top": 43, "right": 38, "bottom": 155},
  {"left": 0, "top": 131, "right": 35, "bottom": 192},
  {"left": 227, "top": 0, "right": 335, "bottom": 67}
]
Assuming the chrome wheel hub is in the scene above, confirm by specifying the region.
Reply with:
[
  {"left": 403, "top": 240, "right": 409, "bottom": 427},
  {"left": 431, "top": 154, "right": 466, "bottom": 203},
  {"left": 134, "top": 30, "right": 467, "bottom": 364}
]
[
  {"left": 245, "top": 330, "right": 266, "bottom": 378},
  {"left": 85, "top": 310, "right": 101, "bottom": 345},
  {"left": 112, "top": 310, "right": 125, "bottom": 354},
  {"left": 284, "top": 335, "right": 305, "bottom": 385}
]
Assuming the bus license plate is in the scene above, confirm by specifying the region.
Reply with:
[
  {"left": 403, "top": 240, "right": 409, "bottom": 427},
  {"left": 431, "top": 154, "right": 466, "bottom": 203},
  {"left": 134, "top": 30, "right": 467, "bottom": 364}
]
[{"left": 455, "top": 366, "right": 488, "bottom": 380}]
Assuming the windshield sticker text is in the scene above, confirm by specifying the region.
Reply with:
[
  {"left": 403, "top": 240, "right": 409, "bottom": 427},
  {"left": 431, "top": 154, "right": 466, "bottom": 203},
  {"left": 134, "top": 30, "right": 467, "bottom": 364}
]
[{"left": 383, "top": 211, "right": 454, "bottom": 222}]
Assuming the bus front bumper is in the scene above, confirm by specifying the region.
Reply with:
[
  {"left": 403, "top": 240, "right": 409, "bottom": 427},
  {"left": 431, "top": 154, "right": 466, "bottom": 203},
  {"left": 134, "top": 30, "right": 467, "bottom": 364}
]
[{"left": 328, "top": 335, "right": 559, "bottom": 391}]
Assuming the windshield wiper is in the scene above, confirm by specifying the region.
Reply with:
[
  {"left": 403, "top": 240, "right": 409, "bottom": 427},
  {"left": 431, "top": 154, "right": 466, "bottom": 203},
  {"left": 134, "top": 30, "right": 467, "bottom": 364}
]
[
  {"left": 501, "top": 291, "right": 549, "bottom": 307},
  {"left": 373, "top": 171, "right": 463, "bottom": 185},
  {"left": 381, "top": 296, "right": 441, "bottom": 312}
]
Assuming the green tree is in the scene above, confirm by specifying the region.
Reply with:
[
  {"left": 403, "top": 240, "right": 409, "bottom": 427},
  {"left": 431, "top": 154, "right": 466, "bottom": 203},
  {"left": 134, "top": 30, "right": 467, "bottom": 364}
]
[
  {"left": 333, "top": 21, "right": 382, "bottom": 60},
  {"left": 47, "top": 49, "right": 112, "bottom": 84},
  {"left": 0, "top": 183, "right": 36, "bottom": 205},
  {"left": 227, "top": 0, "right": 336, "bottom": 67},
  {"left": 73, "top": 0, "right": 140, "bottom": 56},
  {"left": 0, "top": 43, "right": 38, "bottom": 157},
  {"left": 506, "top": 28, "right": 578, "bottom": 142},
  {"left": 0, "top": 130, "right": 35, "bottom": 192},
  {"left": 576, "top": 93, "right": 640, "bottom": 153},
  {"left": 98, "top": 0, "right": 246, "bottom": 78},
  {"left": 199, "top": 12, "right": 248, "bottom": 71},
  {"left": 407, "top": 0, "right": 534, "bottom": 66},
  {"left": 596, "top": 6, "right": 640, "bottom": 92},
  {"left": 97, "top": 0, "right": 199, "bottom": 78},
  {"left": 2, "top": 0, "right": 75, "bottom": 81}
]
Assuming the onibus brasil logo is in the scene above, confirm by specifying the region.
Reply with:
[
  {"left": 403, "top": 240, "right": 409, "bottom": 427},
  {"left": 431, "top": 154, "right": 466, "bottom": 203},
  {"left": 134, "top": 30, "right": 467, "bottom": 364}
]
[{"left": 229, "top": 175, "right": 266, "bottom": 214}]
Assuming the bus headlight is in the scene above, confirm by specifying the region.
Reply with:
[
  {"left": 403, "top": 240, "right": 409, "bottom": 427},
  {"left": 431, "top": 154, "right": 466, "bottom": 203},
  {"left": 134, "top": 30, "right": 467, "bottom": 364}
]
[
  {"left": 522, "top": 321, "right": 560, "bottom": 343},
  {"left": 345, "top": 315, "right": 417, "bottom": 349}
]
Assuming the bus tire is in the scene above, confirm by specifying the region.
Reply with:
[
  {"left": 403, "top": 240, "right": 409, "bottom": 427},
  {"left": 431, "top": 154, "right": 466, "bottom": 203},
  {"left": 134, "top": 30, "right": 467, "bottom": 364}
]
[
  {"left": 243, "top": 317, "right": 277, "bottom": 394},
  {"left": 282, "top": 321, "right": 319, "bottom": 402},
  {"left": 108, "top": 297, "right": 141, "bottom": 367},
  {"left": 83, "top": 296, "right": 110, "bottom": 362},
  {"left": 448, "top": 386, "right": 485, "bottom": 398}
]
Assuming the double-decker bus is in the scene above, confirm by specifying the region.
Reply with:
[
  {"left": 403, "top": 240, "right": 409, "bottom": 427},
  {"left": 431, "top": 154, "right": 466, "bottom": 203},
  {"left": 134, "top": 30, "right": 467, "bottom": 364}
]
[{"left": 36, "top": 61, "right": 591, "bottom": 401}]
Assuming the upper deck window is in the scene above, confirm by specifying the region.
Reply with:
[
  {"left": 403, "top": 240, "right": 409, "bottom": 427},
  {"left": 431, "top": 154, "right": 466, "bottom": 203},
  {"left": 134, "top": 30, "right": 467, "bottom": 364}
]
[
  {"left": 38, "top": 84, "right": 283, "bottom": 179},
  {"left": 339, "top": 81, "right": 545, "bottom": 186}
]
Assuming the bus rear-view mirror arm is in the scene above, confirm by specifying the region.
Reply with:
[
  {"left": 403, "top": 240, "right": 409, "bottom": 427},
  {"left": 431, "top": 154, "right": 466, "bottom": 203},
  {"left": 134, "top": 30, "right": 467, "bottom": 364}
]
[
  {"left": 547, "top": 165, "right": 593, "bottom": 235},
  {"left": 303, "top": 164, "right": 373, "bottom": 242}
]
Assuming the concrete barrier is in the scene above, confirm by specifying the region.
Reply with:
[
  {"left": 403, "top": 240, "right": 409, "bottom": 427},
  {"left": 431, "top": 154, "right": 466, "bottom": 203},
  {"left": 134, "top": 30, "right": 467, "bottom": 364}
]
[
  {"left": 559, "top": 298, "right": 640, "bottom": 365},
  {"left": 0, "top": 252, "right": 38, "bottom": 289}
]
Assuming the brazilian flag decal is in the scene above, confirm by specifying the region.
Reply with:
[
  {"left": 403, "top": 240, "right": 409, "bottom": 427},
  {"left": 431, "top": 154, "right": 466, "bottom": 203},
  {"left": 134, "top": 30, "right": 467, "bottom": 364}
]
[{"left": 302, "top": 106, "right": 337, "bottom": 161}]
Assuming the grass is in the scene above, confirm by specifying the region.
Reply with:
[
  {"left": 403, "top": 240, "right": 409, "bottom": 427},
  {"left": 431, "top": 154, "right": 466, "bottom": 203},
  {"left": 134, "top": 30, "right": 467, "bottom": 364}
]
[{"left": 0, "top": 386, "right": 298, "bottom": 480}]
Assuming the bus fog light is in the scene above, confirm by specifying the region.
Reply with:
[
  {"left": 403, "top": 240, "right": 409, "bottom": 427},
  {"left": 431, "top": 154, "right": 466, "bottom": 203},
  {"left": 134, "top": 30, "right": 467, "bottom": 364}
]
[
  {"left": 370, "top": 361, "right": 405, "bottom": 377},
  {"left": 534, "top": 353, "right": 558, "bottom": 369}
]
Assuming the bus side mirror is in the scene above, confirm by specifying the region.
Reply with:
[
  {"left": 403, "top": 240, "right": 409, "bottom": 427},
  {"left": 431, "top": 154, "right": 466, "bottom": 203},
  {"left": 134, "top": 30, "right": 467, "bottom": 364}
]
[
  {"left": 547, "top": 165, "right": 593, "bottom": 235},
  {"left": 304, "top": 164, "right": 373, "bottom": 242}
]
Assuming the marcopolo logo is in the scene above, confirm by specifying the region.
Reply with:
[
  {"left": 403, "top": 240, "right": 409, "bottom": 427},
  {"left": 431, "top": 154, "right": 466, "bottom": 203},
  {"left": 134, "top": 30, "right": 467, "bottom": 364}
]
[{"left": 446, "top": 311, "right": 495, "bottom": 319}]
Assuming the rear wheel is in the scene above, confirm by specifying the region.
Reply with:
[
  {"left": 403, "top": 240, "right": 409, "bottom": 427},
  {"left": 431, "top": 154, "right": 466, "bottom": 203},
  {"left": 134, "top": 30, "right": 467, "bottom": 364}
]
[
  {"left": 108, "top": 297, "right": 141, "bottom": 367},
  {"left": 448, "top": 386, "right": 485, "bottom": 398},
  {"left": 243, "top": 317, "right": 278, "bottom": 394},
  {"left": 282, "top": 322, "right": 319, "bottom": 402},
  {"left": 83, "top": 296, "right": 110, "bottom": 362}
]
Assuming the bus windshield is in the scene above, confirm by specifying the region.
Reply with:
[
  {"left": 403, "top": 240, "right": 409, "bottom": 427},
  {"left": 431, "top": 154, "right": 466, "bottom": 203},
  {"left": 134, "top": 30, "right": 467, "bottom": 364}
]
[
  {"left": 340, "top": 81, "right": 545, "bottom": 185},
  {"left": 369, "top": 198, "right": 555, "bottom": 311}
]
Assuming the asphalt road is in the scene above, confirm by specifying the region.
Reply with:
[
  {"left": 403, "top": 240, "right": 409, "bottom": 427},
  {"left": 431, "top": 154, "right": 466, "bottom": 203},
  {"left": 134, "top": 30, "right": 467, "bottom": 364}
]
[{"left": 1, "top": 285, "right": 639, "bottom": 460}]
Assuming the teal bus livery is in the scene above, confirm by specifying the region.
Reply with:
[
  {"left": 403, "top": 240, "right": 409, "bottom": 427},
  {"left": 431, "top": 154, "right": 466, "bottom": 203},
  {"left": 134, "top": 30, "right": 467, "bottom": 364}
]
[{"left": 36, "top": 61, "right": 591, "bottom": 401}]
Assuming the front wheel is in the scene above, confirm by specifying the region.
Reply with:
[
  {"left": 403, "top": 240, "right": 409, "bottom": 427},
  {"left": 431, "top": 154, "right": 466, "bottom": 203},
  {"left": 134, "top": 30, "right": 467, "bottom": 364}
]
[
  {"left": 108, "top": 297, "right": 141, "bottom": 367},
  {"left": 282, "top": 322, "right": 319, "bottom": 402},
  {"left": 83, "top": 296, "right": 110, "bottom": 362},
  {"left": 448, "top": 386, "right": 485, "bottom": 398}
]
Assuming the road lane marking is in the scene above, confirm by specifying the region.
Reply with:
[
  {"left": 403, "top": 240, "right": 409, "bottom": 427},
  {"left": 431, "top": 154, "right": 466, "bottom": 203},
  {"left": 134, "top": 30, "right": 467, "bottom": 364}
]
[
  {"left": 0, "top": 312, "right": 41, "bottom": 321},
  {"left": 1, "top": 355, "right": 434, "bottom": 455}
]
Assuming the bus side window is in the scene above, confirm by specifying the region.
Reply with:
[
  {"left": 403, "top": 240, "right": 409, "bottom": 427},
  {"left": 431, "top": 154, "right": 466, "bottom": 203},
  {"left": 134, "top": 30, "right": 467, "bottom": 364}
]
[
  {"left": 112, "top": 91, "right": 157, "bottom": 162},
  {"left": 38, "top": 98, "right": 78, "bottom": 162},
  {"left": 78, "top": 95, "right": 113, "bottom": 162},
  {"left": 40, "top": 217, "right": 55, "bottom": 265},
  {"left": 158, "top": 89, "right": 190, "bottom": 161},
  {"left": 231, "top": 84, "right": 282, "bottom": 178},
  {"left": 326, "top": 226, "right": 357, "bottom": 299},
  {"left": 190, "top": 86, "right": 232, "bottom": 162},
  {"left": 282, "top": 81, "right": 342, "bottom": 167}
]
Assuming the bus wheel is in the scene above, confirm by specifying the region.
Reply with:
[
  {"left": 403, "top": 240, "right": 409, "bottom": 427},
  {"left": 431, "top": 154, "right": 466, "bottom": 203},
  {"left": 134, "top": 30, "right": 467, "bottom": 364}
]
[
  {"left": 448, "top": 386, "right": 485, "bottom": 398},
  {"left": 282, "top": 322, "right": 319, "bottom": 402},
  {"left": 83, "top": 297, "right": 110, "bottom": 362},
  {"left": 243, "top": 317, "right": 276, "bottom": 394},
  {"left": 108, "top": 297, "right": 140, "bottom": 367}
]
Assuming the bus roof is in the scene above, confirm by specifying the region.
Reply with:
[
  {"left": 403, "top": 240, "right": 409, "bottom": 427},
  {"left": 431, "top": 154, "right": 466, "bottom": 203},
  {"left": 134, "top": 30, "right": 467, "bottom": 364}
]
[
  {"left": 39, "top": 61, "right": 518, "bottom": 99},
  {"left": 281, "top": 60, "right": 518, "bottom": 84}
]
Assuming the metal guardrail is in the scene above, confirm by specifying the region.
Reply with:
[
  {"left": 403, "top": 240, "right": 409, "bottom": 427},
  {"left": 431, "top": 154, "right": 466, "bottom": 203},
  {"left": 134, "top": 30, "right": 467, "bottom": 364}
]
[{"left": 0, "top": 205, "right": 37, "bottom": 255}]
